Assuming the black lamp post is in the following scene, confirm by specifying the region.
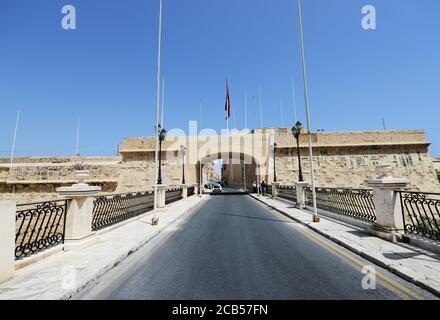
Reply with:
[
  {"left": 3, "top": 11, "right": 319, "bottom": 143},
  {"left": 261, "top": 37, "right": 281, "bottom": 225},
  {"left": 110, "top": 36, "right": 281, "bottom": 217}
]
[
  {"left": 291, "top": 121, "right": 304, "bottom": 182},
  {"left": 272, "top": 142, "right": 277, "bottom": 183},
  {"left": 180, "top": 144, "right": 186, "bottom": 185},
  {"left": 157, "top": 125, "right": 167, "bottom": 185}
]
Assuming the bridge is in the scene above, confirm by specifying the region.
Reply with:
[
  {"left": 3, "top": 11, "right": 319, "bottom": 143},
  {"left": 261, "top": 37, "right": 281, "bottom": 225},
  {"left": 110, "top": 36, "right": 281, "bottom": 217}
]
[
  {"left": 1, "top": 169, "right": 440, "bottom": 299},
  {"left": 0, "top": 128, "right": 440, "bottom": 300}
]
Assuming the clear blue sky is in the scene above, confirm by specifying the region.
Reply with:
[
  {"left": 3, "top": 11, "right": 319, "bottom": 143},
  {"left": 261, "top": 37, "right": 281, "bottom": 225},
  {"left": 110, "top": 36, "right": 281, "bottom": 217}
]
[{"left": 1, "top": 0, "right": 440, "bottom": 157}]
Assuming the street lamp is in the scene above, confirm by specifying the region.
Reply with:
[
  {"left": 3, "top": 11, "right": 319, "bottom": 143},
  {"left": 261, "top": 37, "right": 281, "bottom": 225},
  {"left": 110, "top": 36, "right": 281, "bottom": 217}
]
[
  {"left": 180, "top": 144, "right": 186, "bottom": 185},
  {"left": 291, "top": 121, "right": 304, "bottom": 182},
  {"left": 157, "top": 125, "right": 167, "bottom": 185},
  {"left": 272, "top": 142, "right": 277, "bottom": 183}
]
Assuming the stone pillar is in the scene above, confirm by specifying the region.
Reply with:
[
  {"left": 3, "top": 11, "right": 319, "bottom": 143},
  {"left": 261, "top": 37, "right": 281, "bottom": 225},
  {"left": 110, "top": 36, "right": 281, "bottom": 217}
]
[
  {"left": 0, "top": 201, "right": 15, "bottom": 284},
  {"left": 157, "top": 185, "right": 168, "bottom": 208},
  {"left": 295, "top": 182, "right": 309, "bottom": 209},
  {"left": 193, "top": 184, "right": 199, "bottom": 197},
  {"left": 182, "top": 185, "right": 188, "bottom": 199},
  {"left": 367, "top": 171, "right": 409, "bottom": 242},
  {"left": 272, "top": 182, "right": 280, "bottom": 198},
  {"left": 64, "top": 196, "right": 96, "bottom": 251}
]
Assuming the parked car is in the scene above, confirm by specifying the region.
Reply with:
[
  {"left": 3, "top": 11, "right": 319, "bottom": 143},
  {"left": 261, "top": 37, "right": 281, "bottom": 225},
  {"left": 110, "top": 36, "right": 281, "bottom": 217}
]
[{"left": 212, "top": 184, "right": 223, "bottom": 193}]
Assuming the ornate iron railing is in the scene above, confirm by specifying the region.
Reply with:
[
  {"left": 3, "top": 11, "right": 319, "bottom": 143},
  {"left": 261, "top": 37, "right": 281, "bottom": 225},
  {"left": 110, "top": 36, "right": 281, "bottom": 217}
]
[
  {"left": 165, "top": 187, "right": 183, "bottom": 204},
  {"left": 399, "top": 191, "right": 440, "bottom": 241},
  {"left": 277, "top": 186, "right": 297, "bottom": 203},
  {"left": 187, "top": 186, "right": 195, "bottom": 197},
  {"left": 305, "top": 187, "right": 376, "bottom": 223},
  {"left": 92, "top": 191, "right": 154, "bottom": 231},
  {"left": 15, "top": 200, "right": 68, "bottom": 259}
]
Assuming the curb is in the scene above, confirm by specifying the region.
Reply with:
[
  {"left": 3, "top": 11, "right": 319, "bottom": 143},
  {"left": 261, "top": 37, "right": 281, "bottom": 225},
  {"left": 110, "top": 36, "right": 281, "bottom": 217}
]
[
  {"left": 249, "top": 194, "right": 440, "bottom": 298},
  {"left": 63, "top": 196, "right": 207, "bottom": 300}
]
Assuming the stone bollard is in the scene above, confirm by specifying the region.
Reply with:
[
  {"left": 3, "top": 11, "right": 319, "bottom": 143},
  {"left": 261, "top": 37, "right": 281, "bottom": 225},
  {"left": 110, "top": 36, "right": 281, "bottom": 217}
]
[
  {"left": 295, "top": 182, "right": 309, "bottom": 209},
  {"left": 182, "top": 185, "right": 188, "bottom": 199},
  {"left": 367, "top": 167, "right": 409, "bottom": 242},
  {"left": 272, "top": 182, "right": 280, "bottom": 198},
  {"left": 157, "top": 185, "right": 167, "bottom": 208},
  {"left": 0, "top": 201, "right": 16, "bottom": 284}
]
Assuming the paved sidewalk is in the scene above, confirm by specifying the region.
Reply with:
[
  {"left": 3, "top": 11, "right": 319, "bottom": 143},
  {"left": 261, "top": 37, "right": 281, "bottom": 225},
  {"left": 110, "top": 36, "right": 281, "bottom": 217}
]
[
  {"left": 0, "top": 195, "right": 206, "bottom": 300},
  {"left": 250, "top": 194, "right": 440, "bottom": 297}
]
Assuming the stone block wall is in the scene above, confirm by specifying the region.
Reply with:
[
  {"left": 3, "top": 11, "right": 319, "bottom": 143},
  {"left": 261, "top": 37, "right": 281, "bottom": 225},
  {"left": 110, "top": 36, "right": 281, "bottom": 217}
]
[{"left": 274, "top": 145, "right": 440, "bottom": 192}]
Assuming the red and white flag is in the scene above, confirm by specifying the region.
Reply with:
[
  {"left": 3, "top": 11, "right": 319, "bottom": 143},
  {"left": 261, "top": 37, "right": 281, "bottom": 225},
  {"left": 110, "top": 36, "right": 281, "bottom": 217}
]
[{"left": 225, "top": 78, "right": 231, "bottom": 120}]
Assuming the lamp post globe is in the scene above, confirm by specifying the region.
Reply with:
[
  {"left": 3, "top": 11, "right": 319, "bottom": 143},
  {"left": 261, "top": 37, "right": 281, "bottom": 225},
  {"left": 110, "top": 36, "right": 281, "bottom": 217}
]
[{"left": 291, "top": 121, "right": 304, "bottom": 182}]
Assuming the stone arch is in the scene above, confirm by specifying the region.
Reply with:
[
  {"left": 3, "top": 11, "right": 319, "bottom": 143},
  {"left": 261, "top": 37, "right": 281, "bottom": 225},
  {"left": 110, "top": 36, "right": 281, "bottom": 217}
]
[{"left": 196, "top": 151, "right": 265, "bottom": 190}]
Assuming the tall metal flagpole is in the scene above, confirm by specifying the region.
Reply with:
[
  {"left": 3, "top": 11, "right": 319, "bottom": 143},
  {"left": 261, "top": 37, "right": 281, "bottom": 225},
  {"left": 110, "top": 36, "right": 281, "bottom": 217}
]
[
  {"left": 199, "top": 98, "right": 203, "bottom": 196},
  {"left": 252, "top": 96, "right": 257, "bottom": 130},
  {"left": 297, "top": 0, "right": 318, "bottom": 221},
  {"left": 292, "top": 73, "right": 298, "bottom": 122},
  {"left": 75, "top": 118, "right": 80, "bottom": 158},
  {"left": 258, "top": 86, "right": 263, "bottom": 128},
  {"left": 153, "top": 0, "right": 164, "bottom": 224},
  {"left": 161, "top": 78, "right": 165, "bottom": 127},
  {"left": 243, "top": 89, "right": 247, "bottom": 190},
  {"left": 10, "top": 110, "right": 20, "bottom": 164}
]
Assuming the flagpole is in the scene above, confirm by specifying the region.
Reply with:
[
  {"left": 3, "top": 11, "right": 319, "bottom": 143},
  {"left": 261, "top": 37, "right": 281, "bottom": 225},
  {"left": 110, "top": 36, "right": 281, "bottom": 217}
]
[
  {"left": 161, "top": 78, "right": 165, "bottom": 127},
  {"left": 243, "top": 89, "right": 247, "bottom": 190},
  {"left": 10, "top": 110, "right": 20, "bottom": 164},
  {"left": 199, "top": 98, "right": 203, "bottom": 196},
  {"left": 297, "top": 0, "right": 318, "bottom": 221},
  {"left": 75, "top": 118, "right": 80, "bottom": 158},
  {"left": 292, "top": 73, "right": 298, "bottom": 122},
  {"left": 252, "top": 96, "right": 256, "bottom": 130},
  {"left": 258, "top": 86, "right": 263, "bottom": 128},
  {"left": 153, "top": 0, "right": 164, "bottom": 225}
]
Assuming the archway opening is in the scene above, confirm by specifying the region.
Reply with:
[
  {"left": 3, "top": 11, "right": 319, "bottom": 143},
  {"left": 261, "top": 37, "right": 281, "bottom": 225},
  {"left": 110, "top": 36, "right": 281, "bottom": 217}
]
[{"left": 196, "top": 152, "right": 262, "bottom": 193}]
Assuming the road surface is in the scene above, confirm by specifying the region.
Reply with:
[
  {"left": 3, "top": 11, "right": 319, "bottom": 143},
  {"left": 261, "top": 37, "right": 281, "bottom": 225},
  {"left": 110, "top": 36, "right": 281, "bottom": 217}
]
[{"left": 76, "top": 191, "right": 437, "bottom": 300}]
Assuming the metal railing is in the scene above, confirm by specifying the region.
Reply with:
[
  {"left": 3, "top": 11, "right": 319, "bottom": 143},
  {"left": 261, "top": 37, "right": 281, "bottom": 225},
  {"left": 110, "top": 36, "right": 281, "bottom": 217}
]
[
  {"left": 277, "top": 186, "right": 297, "bottom": 203},
  {"left": 92, "top": 191, "right": 154, "bottom": 231},
  {"left": 15, "top": 200, "right": 68, "bottom": 259},
  {"left": 305, "top": 187, "right": 376, "bottom": 223},
  {"left": 399, "top": 191, "right": 440, "bottom": 242},
  {"left": 165, "top": 187, "right": 183, "bottom": 204}
]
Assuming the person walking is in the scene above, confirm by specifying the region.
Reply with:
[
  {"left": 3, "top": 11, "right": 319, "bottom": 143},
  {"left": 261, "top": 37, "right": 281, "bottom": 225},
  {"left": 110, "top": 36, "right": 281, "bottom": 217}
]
[
  {"left": 252, "top": 181, "right": 257, "bottom": 193},
  {"left": 261, "top": 180, "right": 267, "bottom": 196}
]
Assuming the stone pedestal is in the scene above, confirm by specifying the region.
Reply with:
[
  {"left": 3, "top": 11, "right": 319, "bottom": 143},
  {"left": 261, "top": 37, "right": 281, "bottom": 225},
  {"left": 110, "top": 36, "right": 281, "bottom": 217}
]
[
  {"left": 182, "top": 185, "right": 188, "bottom": 199},
  {"left": 295, "top": 182, "right": 309, "bottom": 209},
  {"left": 157, "top": 185, "right": 168, "bottom": 208},
  {"left": 0, "top": 201, "right": 15, "bottom": 284},
  {"left": 367, "top": 174, "right": 409, "bottom": 242},
  {"left": 272, "top": 182, "right": 280, "bottom": 198},
  {"left": 63, "top": 197, "right": 97, "bottom": 250},
  {"left": 56, "top": 178, "right": 101, "bottom": 251}
]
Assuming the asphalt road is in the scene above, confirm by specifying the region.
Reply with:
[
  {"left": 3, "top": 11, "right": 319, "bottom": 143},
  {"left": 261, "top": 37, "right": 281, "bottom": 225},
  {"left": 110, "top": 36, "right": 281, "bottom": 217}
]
[{"left": 76, "top": 191, "right": 437, "bottom": 300}]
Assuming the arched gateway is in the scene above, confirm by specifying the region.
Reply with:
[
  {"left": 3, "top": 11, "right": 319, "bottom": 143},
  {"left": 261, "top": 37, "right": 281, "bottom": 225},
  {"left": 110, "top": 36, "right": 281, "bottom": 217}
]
[{"left": 116, "top": 128, "right": 440, "bottom": 194}]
